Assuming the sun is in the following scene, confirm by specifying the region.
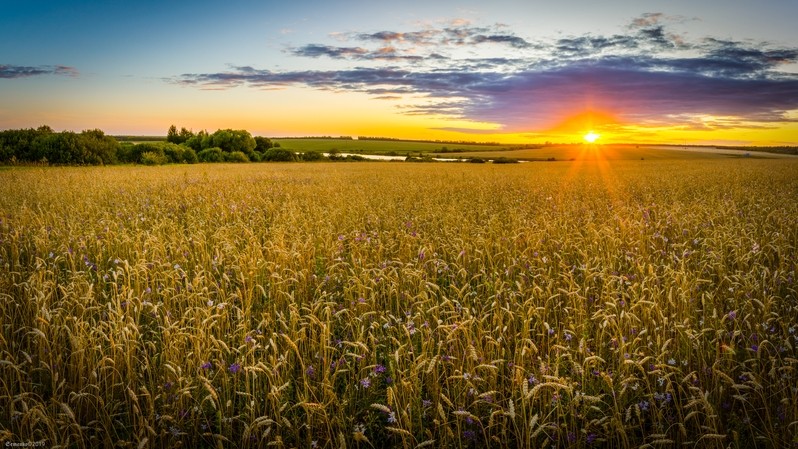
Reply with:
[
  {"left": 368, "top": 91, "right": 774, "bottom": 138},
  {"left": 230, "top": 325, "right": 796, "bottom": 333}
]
[{"left": 583, "top": 131, "right": 600, "bottom": 143}]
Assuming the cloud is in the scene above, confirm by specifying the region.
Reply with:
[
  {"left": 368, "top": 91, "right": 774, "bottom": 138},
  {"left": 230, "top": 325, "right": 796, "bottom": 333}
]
[
  {"left": 0, "top": 64, "right": 79, "bottom": 79},
  {"left": 290, "top": 44, "right": 369, "bottom": 59},
  {"left": 172, "top": 14, "right": 798, "bottom": 133}
]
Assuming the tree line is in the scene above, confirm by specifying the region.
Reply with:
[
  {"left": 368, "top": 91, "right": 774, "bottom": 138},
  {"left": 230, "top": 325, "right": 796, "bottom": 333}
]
[{"left": 0, "top": 125, "right": 316, "bottom": 165}]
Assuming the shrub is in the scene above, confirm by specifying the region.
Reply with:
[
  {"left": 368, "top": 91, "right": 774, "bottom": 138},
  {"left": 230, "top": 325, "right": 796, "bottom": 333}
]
[
  {"left": 262, "top": 148, "right": 296, "bottom": 162},
  {"left": 198, "top": 147, "right": 224, "bottom": 163},
  {"left": 492, "top": 157, "right": 519, "bottom": 164},
  {"left": 225, "top": 151, "right": 250, "bottom": 163},
  {"left": 140, "top": 151, "right": 167, "bottom": 165},
  {"left": 162, "top": 142, "right": 188, "bottom": 163},
  {"left": 182, "top": 148, "right": 198, "bottom": 164},
  {"left": 300, "top": 151, "right": 325, "bottom": 161}
]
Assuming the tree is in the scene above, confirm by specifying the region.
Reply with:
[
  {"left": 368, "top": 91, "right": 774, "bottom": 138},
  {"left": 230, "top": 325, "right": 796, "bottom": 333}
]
[
  {"left": 167, "top": 125, "right": 195, "bottom": 145},
  {"left": 210, "top": 129, "right": 256, "bottom": 158},
  {"left": 167, "top": 125, "right": 179, "bottom": 144},
  {"left": 254, "top": 136, "right": 273, "bottom": 152}
]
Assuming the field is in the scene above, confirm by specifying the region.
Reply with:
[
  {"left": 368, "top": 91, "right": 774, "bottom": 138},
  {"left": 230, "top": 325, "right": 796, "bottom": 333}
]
[
  {"left": 1, "top": 159, "right": 797, "bottom": 448},
  {"left": 273, "top": 139, "right": 790, "bottom": 161},
  {"left": 272, "top": 139, "right": 518, "bottom": 155}
]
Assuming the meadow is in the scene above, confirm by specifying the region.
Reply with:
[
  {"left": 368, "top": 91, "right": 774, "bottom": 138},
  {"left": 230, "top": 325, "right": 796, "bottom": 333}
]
[{"left": 1, "top": 159, "right": 797, "bottom": 448}]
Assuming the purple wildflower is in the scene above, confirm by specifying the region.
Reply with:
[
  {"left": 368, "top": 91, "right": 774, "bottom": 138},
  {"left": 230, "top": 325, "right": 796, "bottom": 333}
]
[
  {"left": 360, "top": 377, "right": 371, "bottom": 389},
  {"left": 228, "top": 363, "right": 241, "bottom": 374},
  {"left": 374, "top": 364, "right": 386, "bottom": 375},
  {"left": 201, "top": 361, "right": 212, "bottom": 370}
]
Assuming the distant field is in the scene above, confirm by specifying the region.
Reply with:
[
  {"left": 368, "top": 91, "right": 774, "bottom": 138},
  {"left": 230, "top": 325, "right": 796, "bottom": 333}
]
[
  {"left": 275, "top": 139, "right": 791, "bottom": 161},
  {"left": 435, "top": 145, "right": 751, "bottom": 161},
  {"left": 273, "top": 138, "right": 518, "bottom": 155}
]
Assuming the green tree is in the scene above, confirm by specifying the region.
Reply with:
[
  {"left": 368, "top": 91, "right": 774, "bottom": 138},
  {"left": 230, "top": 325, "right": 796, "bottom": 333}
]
[
  {"left": 167, "top": 125, "right": 179, "bottom": 144},
  {"left": 254, "top": 136, "right": 273, "bottom": 152},
  {"left": 210, "top": 129, "right": 256, "bottom": 158}
]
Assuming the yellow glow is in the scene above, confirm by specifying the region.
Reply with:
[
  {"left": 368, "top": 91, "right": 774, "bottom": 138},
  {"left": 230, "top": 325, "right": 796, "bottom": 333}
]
[{"left": 583, "top": 131, "right": 600, "bottom": 143}]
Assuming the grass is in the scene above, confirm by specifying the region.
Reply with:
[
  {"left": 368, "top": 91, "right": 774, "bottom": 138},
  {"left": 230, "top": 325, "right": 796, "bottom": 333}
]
[{"left": 1, "top": 160, "right": 797, "bottom": 448}]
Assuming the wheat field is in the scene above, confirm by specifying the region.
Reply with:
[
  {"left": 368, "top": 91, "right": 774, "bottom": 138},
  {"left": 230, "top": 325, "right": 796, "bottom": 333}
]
[{"left": 1, "top": 160, "right": 796, "bottom": 448}]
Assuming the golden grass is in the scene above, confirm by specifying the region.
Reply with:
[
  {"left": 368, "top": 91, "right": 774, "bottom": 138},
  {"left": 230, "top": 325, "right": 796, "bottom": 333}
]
[{"left": 1, "top": 160, "right": 797, "bottom": 448}]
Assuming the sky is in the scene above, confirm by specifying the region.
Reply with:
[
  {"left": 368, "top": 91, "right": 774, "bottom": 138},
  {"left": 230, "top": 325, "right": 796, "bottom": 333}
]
[{"left": 2, "top": 0, "right": 798, "bottom": 145}]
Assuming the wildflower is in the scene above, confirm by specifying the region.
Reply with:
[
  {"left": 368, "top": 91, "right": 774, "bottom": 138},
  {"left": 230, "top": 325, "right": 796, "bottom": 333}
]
[
  {"left": 638, "top": 400, "right": 649, "bottom": 411},
  {"left": 387, "top": 412, "right": 397, "bottom": 423},
  {"left": 567, "top": 432, "right": 577, "bottom": 443},
  {"left": 728, "top": 310, "right": 737, "bottom": 320},
  {"left": 245, "top": 335, "right": 253, "bottom": 344},
  {"left": 305, "top": 365, "right": 315, "bottom": 378},
  {"left": 463, "top": 430, "right": 476, "bottom": 441},
  {"left": 587, "top": 433, "right": 597, "bottom": 444},
  {"left": 353, "top": 422, "right": 366, "bottom": 435},
  {"left": 564, "top": 332, "right": 573, "bottom": 342},
  {"left": 360, "top": 377, "right": 371, "bottom": 389},
  {"left": 373, "top": 364, "right": 386, "bottom": 375},
  {"left": 667, "top": 358, "right": 676, "bottom": 366},
  {"left": 228, "top": 363, "right": 241, "bottom": 374}
]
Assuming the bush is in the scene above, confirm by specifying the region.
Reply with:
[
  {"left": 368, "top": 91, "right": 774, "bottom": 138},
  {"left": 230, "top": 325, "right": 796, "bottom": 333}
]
[
  {"left": 469, "top": 157, "right": 486, "bottom": 163},
  {"left": 492, "top": 157, "right": 519, "bottom": 164},
  {"left": 300, "top": 151, "right": 325, "bottom": 161},
  {"left": 225, "top": 151, "right": 250, "bottom": 163},
  {"left": 162, "top": 142, "right": 188, "bottom": 163},
  {"left": 140, "top": 151, "right": 167, "bottom": 165},
  {"left": 262, "top": 148, "right": 296, "bottom": 162},
  {"left": 198, "top": 147, "right": 224, "bottom": 163},
  {"left": 182, "top": 147, "right": 198, "bottom": 164}
]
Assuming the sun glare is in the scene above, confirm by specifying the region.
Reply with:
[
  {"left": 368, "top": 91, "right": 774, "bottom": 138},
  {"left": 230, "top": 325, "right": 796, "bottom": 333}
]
[{"left": 583, "top": 131, "right": 600, "bottom": 143}]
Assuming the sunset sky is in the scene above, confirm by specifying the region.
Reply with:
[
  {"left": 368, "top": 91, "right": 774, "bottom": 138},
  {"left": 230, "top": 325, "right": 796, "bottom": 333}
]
[{"left": 2, "top": 0, "right": 797, "bottom": 144}]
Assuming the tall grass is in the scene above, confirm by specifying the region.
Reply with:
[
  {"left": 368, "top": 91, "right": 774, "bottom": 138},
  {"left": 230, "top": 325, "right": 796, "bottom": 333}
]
[{"left": 1, "top": 160, "right": 796, "bottom": 448}]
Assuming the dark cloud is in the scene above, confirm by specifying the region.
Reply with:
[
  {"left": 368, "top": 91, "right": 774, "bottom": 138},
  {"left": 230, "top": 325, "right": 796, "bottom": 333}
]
[
  {"left": 0, "top": 64, "right": 78, "bottom": 79},
  {"left": 290, "top": 44, "right": 368, "bottom": 59},
  {"left": 173, "top": 14, "right": 798, "bottom": 132},
  {"left": 471, "top": 34, "right": 532, "bottom": 49},
  {"left": 289, "top": 44, "right": 442, "bottom": 62}
]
